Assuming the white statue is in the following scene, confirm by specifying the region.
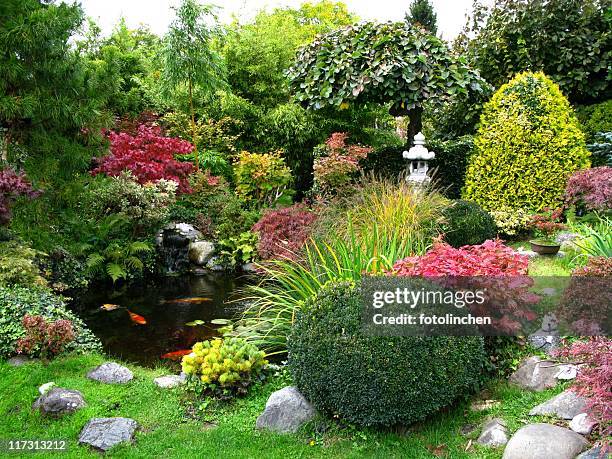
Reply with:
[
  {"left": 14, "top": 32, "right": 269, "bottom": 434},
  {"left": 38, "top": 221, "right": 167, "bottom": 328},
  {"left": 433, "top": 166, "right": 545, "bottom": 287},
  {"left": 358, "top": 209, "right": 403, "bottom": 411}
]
[{"left": 403, "top": 132, "right": 434, "bottom": 184}]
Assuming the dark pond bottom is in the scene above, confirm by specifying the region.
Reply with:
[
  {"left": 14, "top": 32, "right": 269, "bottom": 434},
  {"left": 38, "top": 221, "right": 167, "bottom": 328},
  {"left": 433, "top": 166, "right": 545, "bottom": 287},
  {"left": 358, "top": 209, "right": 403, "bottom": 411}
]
[{"left": 69, "top": 273, "right": 249, "bottom": 367}]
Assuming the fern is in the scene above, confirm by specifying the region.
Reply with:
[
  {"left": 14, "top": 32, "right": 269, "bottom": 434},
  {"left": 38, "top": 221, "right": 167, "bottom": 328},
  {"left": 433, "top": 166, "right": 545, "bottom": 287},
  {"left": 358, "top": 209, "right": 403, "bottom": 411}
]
[{"left": 106, "top": 263, "right": 127, "bottom": 283}]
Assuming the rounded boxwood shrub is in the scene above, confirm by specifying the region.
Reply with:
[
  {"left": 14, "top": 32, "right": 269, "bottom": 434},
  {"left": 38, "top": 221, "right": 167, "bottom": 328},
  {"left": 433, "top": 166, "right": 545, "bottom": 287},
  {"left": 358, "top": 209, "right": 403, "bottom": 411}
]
[
  {"left": 463, "top": 72, "right": 590, "bottom": 212},
  {"left": 442, "top": 200, "right": 497, "bottom": 247},
  {"left": 288, "top": 282, "right": 486, "bottom": 427},
  {"left": 0, "top": 286, "right": 101, "bottom": 358}
]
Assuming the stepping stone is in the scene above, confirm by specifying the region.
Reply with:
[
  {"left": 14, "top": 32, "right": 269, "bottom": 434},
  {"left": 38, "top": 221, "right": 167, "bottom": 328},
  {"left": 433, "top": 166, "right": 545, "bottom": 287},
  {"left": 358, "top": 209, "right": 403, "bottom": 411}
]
[
  {"left": 576, "top": 446, "right": 610, "bottom": 459},
  {"left": 87, "top": 362, "right": 133, "bottom": 384},
  {"left": 569, "top": 413, "right": 597, "bottom": 435},
  {"left": 256, "top": 386, "right": 316, "bottom": 434},
  {"left": 154, "top": 375, "right": 185, "bottom": 389},
  {"left": 528, "top": 390, "right": 587, "bottom": 420},
  {"left": 7, "top": 355, "right": 36, "bottom": 366},
  {"left": 33, "top": 388, "right": 86, "bottom": 417},
  {"left": 509, "top": 356, "right": 560, "bottom": 391},
  {"left": 555, "top": 364, "right": 579, "bottom": 381},
  {"left": 79, "top": 417, "right": 138, "bottom": 452},
  {"left": 38, "top": 382, "right": 56, "bottom": 395},
  {"left": 477, "top": 418, "right": 508, "bottom": 447},
  {"left": 502, "top": 423, "right": 588, "bottom": 459}
]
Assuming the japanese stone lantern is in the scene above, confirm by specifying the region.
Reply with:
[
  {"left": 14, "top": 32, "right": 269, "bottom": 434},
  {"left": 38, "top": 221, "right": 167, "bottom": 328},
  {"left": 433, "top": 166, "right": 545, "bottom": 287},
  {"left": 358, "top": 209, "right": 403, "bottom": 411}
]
[{"left": 403, "top": 132, "right": 435, "bottom": 184}]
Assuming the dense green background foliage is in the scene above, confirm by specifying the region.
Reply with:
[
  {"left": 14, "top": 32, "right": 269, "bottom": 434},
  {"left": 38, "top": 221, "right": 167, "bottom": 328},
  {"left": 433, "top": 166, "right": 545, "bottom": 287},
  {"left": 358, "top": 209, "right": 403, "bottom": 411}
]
[
  {"left": 463, "top": 72, "right": 590, "bottom": 211},
  {"left": 459, "top": 0, "right": 611, "bottom": 104},
  {"left": 288, "top": 281, "right": 486, "bottom": 427},
  {"left": 405, "top": 0, "right": 438, "bottom": 34}
]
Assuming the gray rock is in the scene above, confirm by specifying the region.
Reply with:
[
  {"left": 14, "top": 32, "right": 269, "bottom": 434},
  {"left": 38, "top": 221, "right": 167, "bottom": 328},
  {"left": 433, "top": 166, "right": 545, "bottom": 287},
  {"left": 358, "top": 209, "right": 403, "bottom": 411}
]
[
  {"left": 7, "top": 355, "right": 36, "bottom": 366},
  {"left": 517, "top": 247, "right": 538, "bottom": 258},
  {"left": 569, "top": 413, "right": 597, "bottom": 435},
  {"left": 188, "top": 241, "right": 215, "bottom": 266},
  {"left": 509, "top": 356, "right": 560, "bottom": 391},
  {"left": 206, "top": 256, "right": 229, "bottom": 272},
  {"left": 502, "top": 423, "right": 588, "bottom": 459},
  {"left": 528, "top": 333, "right": 561, "bottom": 356},
  {"left": 477, "top": 418, "right": 508, "bottom": 447},
  {"left": 79, "top": 417, "right": 138, "bottom": 452},
  {"left": 576, "top": 446, "right": 610, "bottom": 459},
  {"left": 33, "top": 388, "right": 85, "bottom": 417},
  {"left": 38, "top": 382, "right": 56, "bottom": 395},
  {"left": 256, "top": 386, "right": 316, "bottom": 434},
  {"left": 175, "top": 223, "right": 202, "bottom": 241},
  {"left": 241, "top": 263, "right": 260, "bottom": 274},
  {"left": 555, "top": 364, "right": 579, "bottom": 381},
  {"left": 87, "top": 362, "right": 133, "bottom": 384},
  {"left": 154, "top": 375, "right": 184, "bottom": 389},
  {"left": 529, "top": 390, "right": 587, "bottom": 420}
]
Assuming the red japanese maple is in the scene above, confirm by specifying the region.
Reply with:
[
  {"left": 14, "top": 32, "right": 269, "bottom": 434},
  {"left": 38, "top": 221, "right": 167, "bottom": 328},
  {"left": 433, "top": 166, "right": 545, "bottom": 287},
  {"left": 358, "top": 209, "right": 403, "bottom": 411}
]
[
  {"left": 0, "top": 168, "right": 40, "bottom": 225},
  {"left": 93, "top": 125, "right": 194, "bottom": 193}
]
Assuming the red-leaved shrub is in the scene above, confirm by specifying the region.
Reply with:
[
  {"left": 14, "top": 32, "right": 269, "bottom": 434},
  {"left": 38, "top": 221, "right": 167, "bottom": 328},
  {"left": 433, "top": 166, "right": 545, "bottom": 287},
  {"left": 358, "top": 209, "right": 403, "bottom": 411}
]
[
  {"left": 252, "top": 204, "right": 317, "bottom": 260},
  {"left": 0, "top": 168, "right": 40, "bottom": 225},
  {"left": 554, "top": 337, "right": 611, "bottom": 440},
  {"left": 389, "top": 240, "right": 538, "bottom": 333},
  {"left": 93, "top": 125, "right": 194, "bottom": 193},
  {"left": 565, "top": 166, "right": 612, "bottom": 212},
  {"left": 556, "top": 257, "right": 612, "bottom": 335},
  {"left": 528, "top": 207, "right": 566, "bottom": 239},
  {"left": 16, "top": 314, "right": 75, "bottom": 361}
]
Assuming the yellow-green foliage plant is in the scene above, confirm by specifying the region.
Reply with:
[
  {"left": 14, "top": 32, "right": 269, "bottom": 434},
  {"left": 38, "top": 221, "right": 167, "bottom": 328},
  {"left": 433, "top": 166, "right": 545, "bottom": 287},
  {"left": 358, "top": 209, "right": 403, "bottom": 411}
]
[
  {"left": 181, "top": 337, "right": 267, "bottom": 396},
  {"left": 463, "top": 72, "right": 590, "bottom": 211}
]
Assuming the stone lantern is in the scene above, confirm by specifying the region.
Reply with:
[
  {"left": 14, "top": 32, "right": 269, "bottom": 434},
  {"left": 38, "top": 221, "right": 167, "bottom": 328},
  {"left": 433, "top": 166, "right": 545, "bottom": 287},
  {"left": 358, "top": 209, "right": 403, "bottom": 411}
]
[{"left": 403, "top": 132, "right": 435, "bottom": 184}]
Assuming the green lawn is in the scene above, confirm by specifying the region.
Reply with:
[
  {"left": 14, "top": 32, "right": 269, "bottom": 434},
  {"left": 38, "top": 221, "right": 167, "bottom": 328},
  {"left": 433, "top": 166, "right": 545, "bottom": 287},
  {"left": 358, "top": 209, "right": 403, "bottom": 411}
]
[{"left": 0, "top": 354, "right": 571, "bottom": 458}]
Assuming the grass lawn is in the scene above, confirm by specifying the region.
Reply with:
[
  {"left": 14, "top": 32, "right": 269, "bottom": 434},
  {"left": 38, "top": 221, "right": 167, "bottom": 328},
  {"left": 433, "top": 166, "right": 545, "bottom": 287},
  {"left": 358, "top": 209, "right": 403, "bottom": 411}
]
[{"left": 0, "top": 353, "right": 571, "bottom": 458}]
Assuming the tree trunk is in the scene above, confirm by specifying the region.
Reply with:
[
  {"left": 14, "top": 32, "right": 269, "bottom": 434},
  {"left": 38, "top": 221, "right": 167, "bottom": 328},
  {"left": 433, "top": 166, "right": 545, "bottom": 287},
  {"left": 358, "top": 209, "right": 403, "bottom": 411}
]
[
  {"left": 188, "top": 79, "right": 199, "bottom": 172},
  {"left": 406, "top": 107, "right": 423, "bottom": 147},
  {"left": 0, "top": 128, "right": 9, "bottom": 163}
]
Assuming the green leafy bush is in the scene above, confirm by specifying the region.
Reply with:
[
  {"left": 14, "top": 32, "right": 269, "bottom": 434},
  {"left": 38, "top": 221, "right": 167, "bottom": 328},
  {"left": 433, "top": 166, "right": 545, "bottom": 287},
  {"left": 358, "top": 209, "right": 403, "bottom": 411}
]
[
  {"left": 0, "top": 286, "right": 101, "bottom": 359},
  {"left": 429, "top": 136, "right": 474, "bottom": 199},
  {"left": 233, "top": 150, "right": 293, "bottom": 206},
  {"left": 181, "top": 337, "right": 267, "bottom": 396},
  {"left": 575, "top": 100, "right": 612, "bottom": 142},
  {"left": 463, "top": 72, "right": 590, "bottom": 211},
  {"left": 288, "top": 282, "right": 485, "bottom": 427},
  {"left": 83, "top": 172, "right": 177, "bottom": 237},
  {"left": 489, "top": 207, "right": 532, "bottom": 237},
  {"left": 218, "top": 231, "right": 258, "bottom": 267},
  {"left": 85, "top": 240, "right": 154, "bottom": 284},
  {"left": 0, "top": 240, "right": 46, "bottom": 288},
  {"left": 442, "top": 200, "right": 497, "bottom": 247}
]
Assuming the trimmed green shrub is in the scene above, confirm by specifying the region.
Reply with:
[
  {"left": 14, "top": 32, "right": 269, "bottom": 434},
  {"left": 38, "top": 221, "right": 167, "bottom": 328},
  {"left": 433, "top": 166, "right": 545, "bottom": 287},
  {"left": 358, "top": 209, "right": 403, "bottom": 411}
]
[
  {"left": 463, "top": 72, "right": 590, "bottom": 212},
  {"left": 288, "top": 282, "right": 486, "bottom": 427},
  {"left": 0, "top": 286, "right": 101, "bottom": 358},
  {"left": 575, "top": 100, "right": 612, "bottom": 142},
  {"left": 441, "top": 200, "right": 497, "bottom": 247},
  {"left": 360, "top": 146, "right": 406, "bottom": 179},
  {"left": 0, "top": 240, "right": 46, "bottom": 288},
  {"left": 429, "top": 136, "right": 474, "bottom": 199}
]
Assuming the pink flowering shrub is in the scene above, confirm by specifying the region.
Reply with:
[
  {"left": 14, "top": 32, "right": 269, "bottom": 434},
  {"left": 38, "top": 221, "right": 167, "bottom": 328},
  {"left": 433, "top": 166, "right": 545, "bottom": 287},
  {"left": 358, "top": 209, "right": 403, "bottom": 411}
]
[
  {"left": 313, "top": 133, "right": 372, "bottom": 196},
  {"left": 0, "top": 168, "right": 40, "bottom": 225},
  {"left": 565, "top": 167, "right": 612, "bottom": 212},
  {"left": 16, "top": 314, "right": 75, "bottom": 361},
  {"left": 252, "top": 204, "right": 317, "bottom": 260},
  {"left": 554, "top": 337, "right": 611, "bottom": 439},
  {"left": 93, "top": 125, "right": 194, "bottom": 193},
  {"left": 389, "top": 240, "right": 539, "bottom": 333}
]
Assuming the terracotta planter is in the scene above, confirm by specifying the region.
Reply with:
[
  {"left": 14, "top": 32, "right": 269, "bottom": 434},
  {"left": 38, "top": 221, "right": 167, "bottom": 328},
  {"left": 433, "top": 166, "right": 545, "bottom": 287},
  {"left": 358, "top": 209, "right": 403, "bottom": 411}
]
[{"left": 529, "top": 239, "right": 561, "bottom": 255}]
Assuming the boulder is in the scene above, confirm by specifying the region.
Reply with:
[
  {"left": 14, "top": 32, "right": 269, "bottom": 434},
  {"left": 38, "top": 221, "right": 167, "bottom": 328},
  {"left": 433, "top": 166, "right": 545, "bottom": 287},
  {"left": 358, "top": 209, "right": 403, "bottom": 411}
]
[
  {"left": 33, "top": 388, "right": 86, "bottom": 417},
  {"left": 154, "top": 375, "right": 185, "bottom": 389},
  {"left": 477, "top": 418, "right": 508, "bottom": 447},
  {"left": 38, "top": 382, "right": 56, "bottom": 395},
  {"left": 569, "top": 413, "right": 597, "bottom": 435},
  {"left": 7, "top": 355, "right": 36, "bottom": 367},
  {"left": 509, "top": 356, "right": 560, "bottom": 391},
  {"left": 528, "top": 390, "right": 587, "bottom": 420},
  {"left": 555, "top": 364, "right": 579, "bottom": 381},
  {"left": 256, "top": 386, "right": 316, "bottom": 434},
  {"left": 188, "top": 241, "right": 215, "bottom": 266},
  {"left": 87, "top": 362, "right": 133, "bottom": 384},
  {"left": 576, "top": 446, "right": 610, "bottom": 459},
  {"left": 502, "top": 423, "right": 588, "bottom": 459},
  {"left": 78, "top": 417, "right": 138, "bottom": 452}
]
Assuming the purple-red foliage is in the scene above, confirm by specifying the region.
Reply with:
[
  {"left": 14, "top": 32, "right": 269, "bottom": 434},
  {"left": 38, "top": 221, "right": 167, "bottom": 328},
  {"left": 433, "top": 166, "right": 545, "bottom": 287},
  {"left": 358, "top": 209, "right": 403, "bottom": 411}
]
[
  {"left": 93, "top": 125, "right": 194, "bottom": 193},
  {"left": 252, "top": 204, "right": 317, "bottom": 260},
  {"left": 0, "top": 168, "right": 40, "bottom": 225},
  {"left": 16, "top": 314, "right": 75, "bottom": 360},
  {"left": 554, "top": 337, "right": 612, "bottom": 440},
  {"left": 565, "top": 166, "right": 612, "bottom": 212}
]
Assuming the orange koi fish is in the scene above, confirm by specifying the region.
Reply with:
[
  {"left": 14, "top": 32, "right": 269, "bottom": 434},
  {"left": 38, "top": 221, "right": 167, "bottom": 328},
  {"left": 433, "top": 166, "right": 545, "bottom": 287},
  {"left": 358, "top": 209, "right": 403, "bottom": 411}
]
[
  {"left": 127, "top": 310, "right": 147, "bottom": 325},
  {"left": 100, "top": 303, "right": 121, "bottom": 311},
  {"left": 160, "top": 349, "right": 192, "bottom": 360}
]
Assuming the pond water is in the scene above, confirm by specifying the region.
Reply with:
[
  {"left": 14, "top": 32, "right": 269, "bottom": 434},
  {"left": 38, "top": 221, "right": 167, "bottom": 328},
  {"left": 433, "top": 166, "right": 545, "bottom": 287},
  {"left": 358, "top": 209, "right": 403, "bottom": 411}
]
[{"left": 69, "top": 273, "right": 249, "bottom": 366}]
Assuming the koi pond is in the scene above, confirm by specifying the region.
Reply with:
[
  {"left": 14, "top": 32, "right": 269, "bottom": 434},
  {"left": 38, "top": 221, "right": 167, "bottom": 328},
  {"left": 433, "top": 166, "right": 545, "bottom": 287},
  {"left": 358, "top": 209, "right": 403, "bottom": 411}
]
[{"left": 69, "top": 273, "right": 249, "bottom": 366}]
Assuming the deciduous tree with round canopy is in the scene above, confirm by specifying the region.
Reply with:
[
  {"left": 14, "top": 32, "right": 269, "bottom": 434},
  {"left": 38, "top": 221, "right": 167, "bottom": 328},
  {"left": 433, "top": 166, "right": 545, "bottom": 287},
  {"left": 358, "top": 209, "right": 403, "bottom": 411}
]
[{"left": 287, "top": 21, "right": 488, "bottom": 143}]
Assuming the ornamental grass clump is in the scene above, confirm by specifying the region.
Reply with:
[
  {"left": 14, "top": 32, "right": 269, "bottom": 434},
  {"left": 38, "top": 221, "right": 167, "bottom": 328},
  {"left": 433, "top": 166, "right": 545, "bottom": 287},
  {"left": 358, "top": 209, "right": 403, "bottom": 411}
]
[
  {"left": 463, "top": 72, "right": 590, "bottom": 211},
  {"left": 181, "top": 337, "right": 267, "bottom": 397}
]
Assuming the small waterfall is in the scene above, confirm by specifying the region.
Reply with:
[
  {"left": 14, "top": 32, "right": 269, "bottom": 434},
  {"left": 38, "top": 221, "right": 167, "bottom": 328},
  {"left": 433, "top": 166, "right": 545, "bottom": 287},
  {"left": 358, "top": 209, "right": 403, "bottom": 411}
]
[{"left": 156, "top": 223, "right": 201, "bottom": 274}]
